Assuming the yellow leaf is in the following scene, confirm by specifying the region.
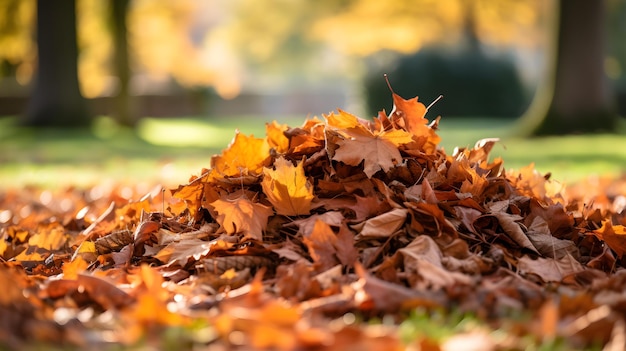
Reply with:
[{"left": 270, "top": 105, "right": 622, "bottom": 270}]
[
  {"left": 265, "top": 121, "right": 290, "bottom": 153},
  {"left": 210, "top": 131, "right": 271, "bottom": 177},
  {"left": 325, "top": 109, "right": 369, "bottom": 131},
  {"left": 28, "top": 224, "right": 67, "bottom": 250},
  {"left": 63, "top": 256, "right": 89, "bottom": 280},
  {"left": 262, "top": 157, "right": 314, "bottom": 216}
]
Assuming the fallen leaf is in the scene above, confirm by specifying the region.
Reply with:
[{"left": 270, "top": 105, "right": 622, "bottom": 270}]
[
  {"left": 489, "top": 211, "right": 538, "bottom": 253},
  {"left": 262, "top": 157, "right": 314, "bottom": 216},
  {"left": 526, "top": 216, "right": 579, "bottom": 259},
  {"left": 210, "top": 193, "right": 274, "bottom": 240},
  {"left": 352, "top": 264, "right": 443, "bottom": 312},
  {"left": 398, "top": 235, "right": 472, "bottom": 289},
  {"left": 517, "top": 254, "right": 585, "bottom": 282},
  {"left": 154, "top": 238, "right": 217, "bottom": 267},
  {"left": 265, "top": 120, "right": 290, "bottom": 153},
  {"left": 303, "top": 220, "right": 340, "bottom": 271},
  {"left": 210, "top": 131, "right": 271, "bottom": 178},
  {"left": 593, "top": 221, "right": 626, "bottom": 258},
  {"left": 331, "top": 112, "right": 414, "bottom": 178},
  {"left": 353, "top": 208, "right": 408, "bottom": 239}
]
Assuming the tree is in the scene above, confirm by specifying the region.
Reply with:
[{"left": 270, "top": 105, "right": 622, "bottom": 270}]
[
  {"left": 110, "top": 0, "right": 135, "bottom": 127},
  {"left": 23, "top": 0, "right": 91, "bottom": 127},
  {"left": 517, "top": 0, "right": 618, "bottom": 136}
]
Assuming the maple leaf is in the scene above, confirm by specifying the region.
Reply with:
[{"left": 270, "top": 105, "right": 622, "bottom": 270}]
[
  {"left": 210, "top": 131, "right": 271, "bottom": 178},
  {"left": 210, "top": 193, "right": 274, "bottom": 241},
  {"left": 262, "top": 157, "right": 314, "bottom": 216},
  {"left": 334, "top": 224, "right": 358, "bottom": 267},
  {"left": 388, "top": 92, "right": 441, "bottom": 153},
  {"left": 327, "top": 110, "right": 414, "bottom": 178},
  {"left": 389, "top": 92, "right": 428, "bottom": 133},
  {"left": 265, "top": 121, "right": 290, "bottom": 153},
  {"left": 27, "top": 223, "right": 67, "bottom": 250},
  {"left": 303, "top": 219, "right": 340, "bottom": 271},
  {"left": 62, "top": 256, "right": 89, "bottom": 280},
  {"left": 526, "top": 216, "right": 579, "bottom": 259},
  {"left": 593, "top": 221, "right": 626, "bottom": 258},
  {"left": 517, "top": 254, "right": 585, "bottom": 282}
]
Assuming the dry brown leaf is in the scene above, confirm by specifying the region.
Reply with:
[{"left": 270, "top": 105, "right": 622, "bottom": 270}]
[
  {"left": 526, "top": 216, "right": 579, "bottom": 259},
  {"left": 154, "top": 238, "right": 218, "bottom": 267},
  {"left": 398, "top": 235, "right": 472, "bottom": 289},
  {"left": 517, "top": 254, "right": 585, "bottom": 282},
  {"left": 353, "top": 208, "right": 408, "bottom": 239},
  {"left": 489, "top": 211, "right": 538, "bottom": 253},
  {"left": 352, "top": 264, "right": 443, "bottom": 312},
  {"left": 290, "top": 211, "right": 345, "bottom": 236}
]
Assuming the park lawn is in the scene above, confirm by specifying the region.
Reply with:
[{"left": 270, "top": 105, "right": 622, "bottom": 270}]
[
  {"left": 0, "top": 115, "right": 625, "bottom": 190},
  {"left": 1, "top": 114, "right": 626, "bottom": 350}
]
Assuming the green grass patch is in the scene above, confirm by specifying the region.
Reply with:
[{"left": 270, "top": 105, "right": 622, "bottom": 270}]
[{"left": 1, "top": 115, "right": 625, "bottom": 190}]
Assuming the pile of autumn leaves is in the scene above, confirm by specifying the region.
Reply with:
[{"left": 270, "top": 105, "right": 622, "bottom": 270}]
[{"left": 2, "top": 92, "right": 626, "bottom": 349}]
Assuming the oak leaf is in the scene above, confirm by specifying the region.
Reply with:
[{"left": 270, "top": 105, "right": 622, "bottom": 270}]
[{"left": 262, "top": 157, "right": 314, "bottom": 216}]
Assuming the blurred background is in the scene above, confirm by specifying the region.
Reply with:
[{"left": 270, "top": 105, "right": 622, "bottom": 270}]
[{"left": 1, "top": 0, "right": 626, "bottom": 188}]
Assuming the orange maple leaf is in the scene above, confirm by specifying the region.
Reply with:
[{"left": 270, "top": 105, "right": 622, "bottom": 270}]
[
  {"left": 303, "top": 219, "right": 340, "bottom": 271},
  {"left": 266, "top": 121, "right": 290, "bottom": 154},
  {"left": 389, "top": 92, "right": 428, "bottom": 132},
  {"left": 593, "top": 221, "right": 626, "bottom": 258},
  {"left": 388, "top": 92, "right": 441, "bottom": 153},
  {"left": 210, "top": 131, "right": 271, "bottom": 178},
  {"left": 327, "top": 110, "right": 414, "bottom": 178},
  {"left": 210, "top": 192, "right": 274, "bottom": 240},
  {"left": 262, "top": 157, "right": 314, "bottom": 216}
]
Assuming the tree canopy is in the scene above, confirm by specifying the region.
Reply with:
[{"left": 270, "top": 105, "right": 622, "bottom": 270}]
[{"left": 1, "top": 0, "right": 547, "bottom": 100}]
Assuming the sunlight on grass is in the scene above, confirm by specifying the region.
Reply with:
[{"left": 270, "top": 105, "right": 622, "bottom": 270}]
[
  {"left": 1, "top": 115, "right": 625, "bottom": 189},
  {"left": 138, "top": 118, "right": 236, "bottom": 147}
]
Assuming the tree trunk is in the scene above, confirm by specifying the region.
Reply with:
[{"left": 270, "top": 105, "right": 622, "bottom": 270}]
[
  {"left": 111, "top": 0, "right": 136, "bottom": 127},
  {"left": 517, "top": 0, "right": 617, "bottom": 136},
  {"left": 23, "top": 0, "right": 91, "bottom": 127}
]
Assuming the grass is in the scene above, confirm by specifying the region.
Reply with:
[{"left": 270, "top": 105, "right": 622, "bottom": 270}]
[{"left": 1, "top": 115, "right": 625, "bottom": 190}]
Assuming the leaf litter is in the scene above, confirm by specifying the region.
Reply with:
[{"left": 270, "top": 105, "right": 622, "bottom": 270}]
[{"left": 2, "top": 91, "right": 626, "bottom": 350}]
